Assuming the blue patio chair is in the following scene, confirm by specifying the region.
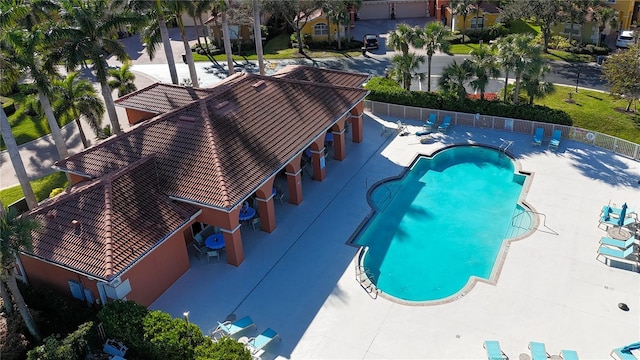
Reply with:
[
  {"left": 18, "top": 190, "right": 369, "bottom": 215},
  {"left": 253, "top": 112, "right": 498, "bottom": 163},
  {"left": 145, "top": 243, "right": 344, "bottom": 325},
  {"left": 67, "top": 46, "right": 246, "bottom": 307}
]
[
  {"left": 438, "top": 115, "right": 452, "bottom": 133},
  {"left": 600, "top": 213, "right": 636, "bottom": 229},
  {"left": 483, "top": 340, "right": 507, "bottom": 360},
  {"left": 529, "top": 341, "right": 550, "bottom": 360},
  {"left": 532, "top": 128, "right": 544, "bottom": 146},
  {"left": 548, "top": 129, "right": 562, "bottom": 150},
  {"left": 424, "top": 113, "right": 437, "bottom": 130},
  {"left": 213, "top": 315, "right": 256, "bottom": 338},
  {"left": 598, "top": 244, "right": 635, "bottom": 260},
  {"left": 611, "top": 347, "right": 638, "bottom": 360},
  {"left": 600, "top": 235, "right": 636, "bottom": 249},
  {"left": 602, "top": 205, "right": 636, "bottom": 219},
  {"left": 560, "top": 349, "right": 579, "bottom": 360},
  {"left": 245, "top": 328, "right": 280, "bottom": 356}
]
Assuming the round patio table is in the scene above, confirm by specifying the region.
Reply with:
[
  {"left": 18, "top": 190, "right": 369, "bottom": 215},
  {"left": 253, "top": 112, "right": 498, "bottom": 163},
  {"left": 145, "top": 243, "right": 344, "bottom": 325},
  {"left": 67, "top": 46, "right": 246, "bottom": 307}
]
[
  {"left": 239, "top": 206, "right": 256, "bottom": 221},
  {"left": 205, "top": 234, "right": 225, "bottom": 250},
  {"left": 607, "top": 227, "right": 632, "bottom": 240}
]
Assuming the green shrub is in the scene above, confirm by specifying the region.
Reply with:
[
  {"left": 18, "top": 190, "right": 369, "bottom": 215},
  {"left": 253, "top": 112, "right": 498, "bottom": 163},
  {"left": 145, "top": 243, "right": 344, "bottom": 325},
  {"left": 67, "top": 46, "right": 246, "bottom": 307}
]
[
  {"left": 548, "top": 35, "right": 573, "bottom": 51},
  {"left": 49, "top": 188, "right": 65, "bottom": 198},
  {"left": 143, "top": 311, "right": 209, "bottom": 360},
  {"left": 195, "top": 336, "right": 251, "bottom": 360},
  {"left": 27, "top": 322, "right": 94, "bottom": 360},
  {"left": 1, "top": 96, "right": 16, "bottom": 115},
  {"left": 97, "top": 300, "right": 149, "bottom": 357},
  {"left": 364, "top": 76, "right": 572, "bottom": 126}
]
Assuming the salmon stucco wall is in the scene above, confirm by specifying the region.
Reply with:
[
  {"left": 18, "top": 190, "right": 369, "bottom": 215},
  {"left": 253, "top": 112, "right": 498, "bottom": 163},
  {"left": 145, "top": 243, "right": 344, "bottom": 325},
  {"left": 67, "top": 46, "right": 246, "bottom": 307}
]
[
  {"left": 121, "top": 226, "right": 192, "bottom": 306},
  {"left": 19, "top": 254, "right": 100, "bottom": 303},
  {"left": 125, "top": 108, "right": 157, "bottom": 125}
]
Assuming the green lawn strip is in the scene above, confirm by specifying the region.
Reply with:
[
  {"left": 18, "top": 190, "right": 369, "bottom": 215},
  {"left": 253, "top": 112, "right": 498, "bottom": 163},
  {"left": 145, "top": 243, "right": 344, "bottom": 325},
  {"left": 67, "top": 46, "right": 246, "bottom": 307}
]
[
  {"left": 508, "top": 19, "right": 541, "bottom": 35},
  {"left": 536, "top": 86, "right": 640, "bottom": 143},
  {"left": 0, "top": 171, "right": 69, "bottom": 205},
  {"left": 448, "top": 43, "right": 483, "bottom": 54},
  {"left": 542, "top": 49, "right": 594, "bottom": 63}
]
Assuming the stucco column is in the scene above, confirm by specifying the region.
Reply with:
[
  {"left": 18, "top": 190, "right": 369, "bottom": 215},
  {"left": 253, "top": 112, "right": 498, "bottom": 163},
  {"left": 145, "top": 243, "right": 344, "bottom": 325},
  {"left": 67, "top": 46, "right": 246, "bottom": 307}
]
[
  {"left": 285, "top": 154, "right": 303, "bottom": 205},
  {"left": 331, "top": 119, "right": 347, "bottom": 161},
  {"left": 309, "top": 136, "right": 327, "bottom": 182},
  {"left": 221, "top": 225, "right": 244, "bottom": 266},
  {"left": 350, "top": 102, "right": 364, "bottom": 143},
  {"left": 255, "top": 181, "right": 276, "bottom": 233}
]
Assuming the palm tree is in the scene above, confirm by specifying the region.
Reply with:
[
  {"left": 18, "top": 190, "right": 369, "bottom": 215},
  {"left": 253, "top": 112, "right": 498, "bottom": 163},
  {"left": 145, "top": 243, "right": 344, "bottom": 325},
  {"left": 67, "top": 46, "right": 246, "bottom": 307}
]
[
  {"left": 4, "top": 27, "right": 69, "bottom": 163},
  {"left": 52, "top": 72, "right": 105, "bottom": 148},
  {"left": 108, "top": 60, "right": 137, "bottom": 97},
  {"left": 0, "top": 0, "right": 37, "bottom": 210},
  {"left": 387, "top": 23, "right": 422, "bottom": 57},
  {"left": 0, "top": 206, "right": 40, "bottom": 341},
  {"left": 493, "top": 34, "right": 518, "bottom": 102},
  {"left": 522, "top": 62, "right": 555, "bottom": 105},
  {"left": 55, "top": 0, "right": 144, "bottom": 135},
  {"left": 213, "top": 0, "right": 235, "bottom": 76},
  {"left": 252, "top": 0, "right": 265, "bottom": 75},
  {"left": 450, "top": 0, "right": 474, "bottom": 39},
  {"left": 593, "top": 6, "right": 618, "bottom": 47},
  {"left": 467, "top": 45, "right": 500, "bottom": 100},
  {"left": 510, "top": 34, "right": 541, "bottom": 104},
  {"left": 165, "top": 0, "right": 199, "bottom": 87},
  {"left": 389, "top": 52, "right": 426, "bottom": 90},
  {"left": 439, "top": 60, "right": 473, "bottom": 99},
  {"left": 421, "top": 22, "right": 451, "bottom": 92},
  {"left": 127, "top": 0, "right": 179, "bottom": 85}
]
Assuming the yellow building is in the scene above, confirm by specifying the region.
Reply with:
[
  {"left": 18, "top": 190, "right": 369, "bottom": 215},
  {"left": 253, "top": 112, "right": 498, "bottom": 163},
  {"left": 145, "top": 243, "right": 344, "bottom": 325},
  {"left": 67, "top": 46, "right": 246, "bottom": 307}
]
[
  {"left": 602, "top": 0, "right": 640, "bottom": 30},
  {"left": 445, "top": 3, "right": 502, "bottom": 32},
  {"left": 299, "top": 9, "right": 346, "bottom": 42}
]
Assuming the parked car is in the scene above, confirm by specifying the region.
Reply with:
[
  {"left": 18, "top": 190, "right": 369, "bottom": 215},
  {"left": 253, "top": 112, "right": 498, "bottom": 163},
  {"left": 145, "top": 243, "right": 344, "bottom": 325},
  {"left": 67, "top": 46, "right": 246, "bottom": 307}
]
[
  {"left": 364, "top": 34, "right": 379, "bottom": 50},
  {"left": 616, "top": 30, "right": 637, "bottom": 48}
]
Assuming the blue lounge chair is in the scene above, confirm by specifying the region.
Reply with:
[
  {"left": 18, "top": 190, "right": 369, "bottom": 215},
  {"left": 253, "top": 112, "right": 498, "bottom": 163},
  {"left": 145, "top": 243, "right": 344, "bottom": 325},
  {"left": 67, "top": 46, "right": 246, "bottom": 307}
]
[
  {"left": 561, "top": 349, "right": 579, "bottom": 360},
  {"left": 529, "top": 341, "right": 549, "bottom": 360},
  {"left": 598, "top": 244, "right": 635, "bottom": 259},
  {"left": 245, "top": 328, "right": 280, "bottom": 356},
  {"left": 611, "top": 347, "right": 638, "bottom": 360},
  {"left": 602, "top": 205, "right": 636, "bottom": 219},
  {"left": 548, "top": 129, "right": 562, "bottom": 150},
  {"left": 600, "top": 213, "right": 636, "bottom": 228},
  {"left": 213, "top": 315, "right": 256, "bottom": 338},
  {"left": 600, "top": 235, "right": 636, "bottom": 249},
  {"left": 438, "top": 115, "right": 452, "bottom": 133},
  {"left": 532, "top": 128, "right": 544, "bottom": 146},
  {"left": 424, "top": 113, "right": 437, "bottom": 130},
  {"left": 483, "top": 340, "right": 507, "bottom": 360}
]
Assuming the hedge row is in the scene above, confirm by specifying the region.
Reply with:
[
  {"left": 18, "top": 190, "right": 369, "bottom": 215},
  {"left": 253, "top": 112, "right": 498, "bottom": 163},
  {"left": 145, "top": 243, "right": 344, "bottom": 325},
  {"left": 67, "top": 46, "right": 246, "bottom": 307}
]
[{"left": 364, "top": 77, "right": 573, "bottom": 126}]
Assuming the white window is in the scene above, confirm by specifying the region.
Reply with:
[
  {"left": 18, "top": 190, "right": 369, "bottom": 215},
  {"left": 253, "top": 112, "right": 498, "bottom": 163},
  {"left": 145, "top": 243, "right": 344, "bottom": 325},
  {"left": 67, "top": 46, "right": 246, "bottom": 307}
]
[
  {"left": 606, "top": 0, "right": 616, "bottom": 4},
  {"left": 470, "top": 17, "right": 484, "bottom": 29},
  {"left": 229, "top": 25, "right": 239, "bottom": 40},
  {"left": 562, "top": 23, "right": 581, "bottom": 37},
  {"left": 314, "top": 23, "right": 328, "bottom": 36}
]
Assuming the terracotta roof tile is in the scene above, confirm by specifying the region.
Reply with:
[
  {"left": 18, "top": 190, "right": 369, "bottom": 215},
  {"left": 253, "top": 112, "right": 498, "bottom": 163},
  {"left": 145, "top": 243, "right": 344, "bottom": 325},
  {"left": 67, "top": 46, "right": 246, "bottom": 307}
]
[
  {"left": 56, "top": 69, "right": 368, "bottom": 210},
  {"left": 114, "top": 82, "right": 215, "bottom": 114},
  {"left": 273, "top": 65, "right": 370, "bottom": 88},
  {"left": 26, "top": 156, "right": 199, "bottom": 280}
]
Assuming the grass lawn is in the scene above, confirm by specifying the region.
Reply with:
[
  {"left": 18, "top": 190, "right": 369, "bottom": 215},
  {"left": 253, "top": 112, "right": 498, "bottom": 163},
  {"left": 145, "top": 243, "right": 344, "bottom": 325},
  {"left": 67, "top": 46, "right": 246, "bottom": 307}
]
[
  {"left": 509, "top": 19, "right": 541, "bottom": 35},
  {"left": 0, "top": 171, "right": 69, "bottom": 206},
  {"left": 448, "top": 43, "right": 484, "bottom": 55},
  {"left": 536, "top": 86, "right": 640, "bottom": 143}
]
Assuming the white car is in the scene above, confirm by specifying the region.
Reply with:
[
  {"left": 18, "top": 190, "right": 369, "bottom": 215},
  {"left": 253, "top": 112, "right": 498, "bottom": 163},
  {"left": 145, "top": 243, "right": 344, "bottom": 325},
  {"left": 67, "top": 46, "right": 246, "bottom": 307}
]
[{"left": 616, "top": 30, "right": 636, "bottom": 48}]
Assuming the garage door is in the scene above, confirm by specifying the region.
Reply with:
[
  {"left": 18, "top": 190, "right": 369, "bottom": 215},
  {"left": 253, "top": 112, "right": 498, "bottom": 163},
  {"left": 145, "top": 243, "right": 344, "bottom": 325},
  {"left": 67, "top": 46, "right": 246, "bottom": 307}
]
[
  {"left": 395, "top": 1, "right": 429, "bottom": 18},
  {"left": 358, "top": 2, "right": 389, "bottom": 20}
]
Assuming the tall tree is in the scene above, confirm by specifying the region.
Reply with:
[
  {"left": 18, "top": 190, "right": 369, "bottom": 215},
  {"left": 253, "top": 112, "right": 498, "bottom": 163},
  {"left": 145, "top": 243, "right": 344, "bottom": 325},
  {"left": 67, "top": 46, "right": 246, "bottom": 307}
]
[
  {"left": 561, "top": 0, "right": 599, "bottom": 45},
  {"left": 212, "top": 0, "right": 235, "bottom": 76},
  {"left": 510, "top": 34, "right": 541, "bottom": 104},
  {"left": 522, "top": 61, "right": 555, "bottom": 105},
  {"left": 108, "top": 60, "right": 137, "bottom": 97},
  {"left": 55, "top": 0, "right": 144, "bottom": 135},
  {"left": 439, "top": 60, "right": 473, "bottom": 99},
  {"left": 389, "top": 52, "right": 426, "bottom": 90},
  {"left": 165, "top": 0, "right": 199, "bottom": 87},
  {"left": 387, "top": 23, "right": 422, "bottom": 57},
  {"left": 450, "top": 0, "right": 474, "bottom": 39},
  {"left": 0, "top": 206, "right": 40, "bottom": 341},
  {"left": 467, "top": 45, "right": 500, "bottom": 100},
  {"left": 502, "top": 0, "right": 564, "bottom": 52},
  {"left": 421, "top": 22, "right": 451, "bottom": 92},
  {"left": 52, "top": 72, "right": 105, "bottom": 148},
  {"left": 262, "top": 0, "right": 323, "bottom": 55},
  {"left": 493, "top": 34, "right": 518, "bottom": 102},
  {"left": 0, "top": 0, "right": 37, "bottom": 209},
  {"left": 251, "top": 0, "right": 265, "bottom": 75},
  {"left": 592, "top": 5, "right": 618, "bottom": 47},
  {"left": 126, "top": 0, "right": 180, "bottom": 85},
  {"left": 601, "top": 44, "right": 640, "bottom": 112}
]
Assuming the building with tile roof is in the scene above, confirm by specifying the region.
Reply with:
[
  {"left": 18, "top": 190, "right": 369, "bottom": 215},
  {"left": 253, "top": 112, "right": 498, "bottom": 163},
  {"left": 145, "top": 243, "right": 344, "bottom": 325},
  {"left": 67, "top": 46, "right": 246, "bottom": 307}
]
[{"left": 17, "top": 66, "right": 369, "bottom": 306}]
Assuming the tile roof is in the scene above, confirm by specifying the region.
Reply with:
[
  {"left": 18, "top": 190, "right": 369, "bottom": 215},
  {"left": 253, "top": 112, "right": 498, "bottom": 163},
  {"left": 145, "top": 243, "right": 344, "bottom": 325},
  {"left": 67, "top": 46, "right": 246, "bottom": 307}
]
[
  {"left": 273, "top": 65, "right": 370, "bottom": 88},
  {"left": 114, "top": 82, "right": 216, "bottom": 114},
  {"left": 56, "top": 69, "right": 369, "bottom": 210},
  {"left": 25, "top": 156, "right": 199, "bottom": 281}
]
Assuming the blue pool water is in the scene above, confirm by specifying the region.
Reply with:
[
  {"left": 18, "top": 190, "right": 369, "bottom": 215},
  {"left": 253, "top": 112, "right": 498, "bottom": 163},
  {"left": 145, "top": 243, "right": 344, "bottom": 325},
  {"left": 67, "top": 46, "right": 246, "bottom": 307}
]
[{"left": 355, "top": 145, "right": 532, "bottom": 302}]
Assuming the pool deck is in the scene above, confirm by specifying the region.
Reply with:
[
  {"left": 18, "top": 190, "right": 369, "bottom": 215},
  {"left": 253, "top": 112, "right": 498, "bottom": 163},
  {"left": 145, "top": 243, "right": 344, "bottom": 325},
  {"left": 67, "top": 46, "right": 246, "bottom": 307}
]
[{"left": 151, "top": 112, "right": 640, "bottom": 359}]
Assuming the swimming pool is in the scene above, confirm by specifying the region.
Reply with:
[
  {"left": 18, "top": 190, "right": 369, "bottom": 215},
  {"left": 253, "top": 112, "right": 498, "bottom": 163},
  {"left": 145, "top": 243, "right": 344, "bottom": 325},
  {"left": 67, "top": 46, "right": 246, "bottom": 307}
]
[{"left": 354, "top": 145, "right": 534, "bottom": 303}]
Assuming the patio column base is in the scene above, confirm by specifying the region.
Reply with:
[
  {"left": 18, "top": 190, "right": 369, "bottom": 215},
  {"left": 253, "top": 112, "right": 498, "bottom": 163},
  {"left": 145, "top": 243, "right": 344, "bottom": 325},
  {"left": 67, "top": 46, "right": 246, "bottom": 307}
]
[
  {"left": 333, "top": 129, "right": 346, "bottom": 161},
  {"left": 285, "top": 154, "right": 303, "bottom": 205},
  {"left": 255, "top": 182, "right": 276, "bottom": 233},
  {"left": 350, "top": 102, "right": 364, "bottom": 143},
  {"left": 221, "top": 226, "right": 244, "bottom": 266}
]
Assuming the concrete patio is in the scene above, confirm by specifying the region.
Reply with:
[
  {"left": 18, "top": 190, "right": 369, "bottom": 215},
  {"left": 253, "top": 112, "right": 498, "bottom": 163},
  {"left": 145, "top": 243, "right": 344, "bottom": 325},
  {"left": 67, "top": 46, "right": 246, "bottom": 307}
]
[{"left": 151, "top": 112, "right": 640, "bottom": 359}]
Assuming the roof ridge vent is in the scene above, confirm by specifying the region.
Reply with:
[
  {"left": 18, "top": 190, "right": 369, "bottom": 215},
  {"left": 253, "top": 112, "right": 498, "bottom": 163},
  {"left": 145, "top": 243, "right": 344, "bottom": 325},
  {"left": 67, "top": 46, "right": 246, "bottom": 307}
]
[
  {"left": 253, "top": 80, "right": 266, "bottom": 90},
  {"left": 214, "top": 101, "right": 229, "bottom": 109},
  {"left": 179, "top": 116, "right": 197, "bottom": 123}
]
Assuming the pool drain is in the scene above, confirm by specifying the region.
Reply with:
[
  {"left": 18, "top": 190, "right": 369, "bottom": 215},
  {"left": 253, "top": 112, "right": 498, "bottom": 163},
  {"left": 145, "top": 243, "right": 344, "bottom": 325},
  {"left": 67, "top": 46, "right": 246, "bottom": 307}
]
[{"left": 618, "top": 303, "right": 629, "bottom": 311}]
